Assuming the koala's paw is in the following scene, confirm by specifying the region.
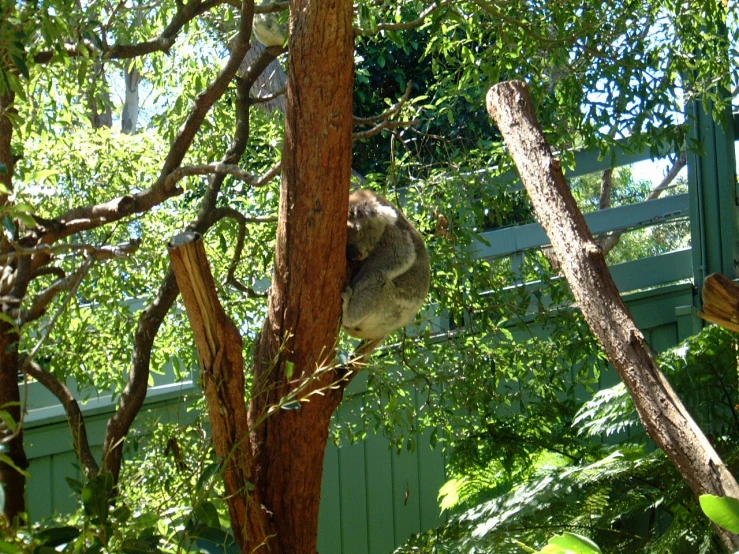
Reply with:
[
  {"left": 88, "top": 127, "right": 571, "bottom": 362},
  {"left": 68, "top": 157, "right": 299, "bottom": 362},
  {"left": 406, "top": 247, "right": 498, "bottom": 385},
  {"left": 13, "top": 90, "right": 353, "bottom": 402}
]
[{"left": 342, "top": 286, "right": 353, "bottom": 308}]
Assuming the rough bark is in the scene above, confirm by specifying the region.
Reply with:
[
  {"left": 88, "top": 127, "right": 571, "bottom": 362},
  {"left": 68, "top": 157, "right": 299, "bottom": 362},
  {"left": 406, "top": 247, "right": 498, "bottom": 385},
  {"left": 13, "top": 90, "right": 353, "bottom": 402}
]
[
  {"left": 168, "top": 232, "right": 270, "bottom": 551},
  {"left": 0, "top": 83, "right": 28, "bottom": 524},
  {"left": 249, "top": 0, "right": 355, "bottom": 551},
  {"left": 487, "top": 80, "right": 739, "bottom": 551},
  {"left": 0, "top": 321, "right": 28, "bottom": 524}
]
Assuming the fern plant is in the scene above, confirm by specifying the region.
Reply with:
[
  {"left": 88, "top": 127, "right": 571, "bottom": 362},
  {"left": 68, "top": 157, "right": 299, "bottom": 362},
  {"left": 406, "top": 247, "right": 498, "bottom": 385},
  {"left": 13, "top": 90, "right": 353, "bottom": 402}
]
[{"left": 396, "top": 325, "right": 739, "bottom": 554}]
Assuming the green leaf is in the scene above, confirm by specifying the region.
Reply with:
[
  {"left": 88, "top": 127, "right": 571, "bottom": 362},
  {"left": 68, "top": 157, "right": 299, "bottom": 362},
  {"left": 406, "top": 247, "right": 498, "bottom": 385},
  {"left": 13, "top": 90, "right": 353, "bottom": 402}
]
[
  {"left": 285, "top": 360, "right": 294, "bottom": 379},
  {"left": 82, "top": 475, "right": 111, "bottom": 523},
  {"left": 196, "top": 461, "right": 222, "bottom": 492},
  {"left": 14, "top": 213, "right": 36, "bottom": 229},
  {"left": 0, "top": 410, "right": 17, "bottom": 433},
  {"left": 194, "top": 501, "right": 220, "bottom": 528},
  {"left": 700, "top": 494, "right": 739, "bottom": 533},
  {"left": 112, "top": 504, "right": 132, "bottom": 523},
  {"left": 0, "top": 540, "right": 22, "bottom": 554},
  {"left": 194, "top": 527, "right": 240, "bottom": 554},
  {"left": 120, "top": 538, "right": 158, "bottom": 553},
  {"left": 36, "top": 526, "right": 80, "bottom": 547},
  {"left": 0, "top": 454, "right": 30, "bottom": 477},
  {"left": 9, "top": 53, "right": 28, "bottom": 79},
  {"left": 541, "top": 532, "right": 602, "bottom": 553}
]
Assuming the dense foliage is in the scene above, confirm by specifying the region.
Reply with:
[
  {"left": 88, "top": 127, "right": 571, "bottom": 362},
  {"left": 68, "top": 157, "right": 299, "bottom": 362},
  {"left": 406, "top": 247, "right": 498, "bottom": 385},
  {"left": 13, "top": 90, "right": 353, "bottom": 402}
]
[{"left": 395, "top": 326, "right": 739, "bottom": 553}]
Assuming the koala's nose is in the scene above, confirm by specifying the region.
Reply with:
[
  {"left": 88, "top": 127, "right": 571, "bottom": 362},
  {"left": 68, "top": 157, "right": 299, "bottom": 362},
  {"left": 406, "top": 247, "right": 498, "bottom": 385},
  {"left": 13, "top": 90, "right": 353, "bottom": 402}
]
[{"left": 346, "top": 244, "right": 362, "bottom": 261}]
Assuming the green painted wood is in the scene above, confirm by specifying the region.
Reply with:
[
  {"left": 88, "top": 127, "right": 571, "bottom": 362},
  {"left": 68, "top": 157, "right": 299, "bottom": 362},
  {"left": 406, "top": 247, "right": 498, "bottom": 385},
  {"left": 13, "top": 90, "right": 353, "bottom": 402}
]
[
  {"left": 26, "top": 455, "right": 52, "bottom": 521},
  {"left": 318, "top": 443, "right": 342, "bottom": 553},
  {"left": 624, "top": 282, "right": 693, "bottom": 331},
  {"left": 390, "top": 391, "right": 422, "bottom": 546},
  {"left": 470, "top": 194, "right": 689, "bottom": 259},
  {"left": 416, "top": 430, "right": 446, "bottom": 532},
  {"left": 646, "top": 324, "right": 680, "bottom": 354},
  {"left": 688, "top": 98, "right": 739, "bottom": 293},
  {"left": 474, "top": 138, "right": 676, "bottom": 195},
  {"left": 364, "top": 432, "right": 396, "bottom": 553},
  {"left": 338, "top": 439, "right": 369, "bottom": 553},
  {"left": 50, "top": 450, "right": 83, "bottom": 516}
]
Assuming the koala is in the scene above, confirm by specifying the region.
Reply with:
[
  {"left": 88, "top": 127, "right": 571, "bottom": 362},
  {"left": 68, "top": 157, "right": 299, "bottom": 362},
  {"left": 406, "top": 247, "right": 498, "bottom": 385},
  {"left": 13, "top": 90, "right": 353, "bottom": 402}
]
[
  {"left": 342, "top": 189, "right": 430, "bottom": 343},
  {"left": 253, "top": 1, "right": 288, "bottom": 47}
]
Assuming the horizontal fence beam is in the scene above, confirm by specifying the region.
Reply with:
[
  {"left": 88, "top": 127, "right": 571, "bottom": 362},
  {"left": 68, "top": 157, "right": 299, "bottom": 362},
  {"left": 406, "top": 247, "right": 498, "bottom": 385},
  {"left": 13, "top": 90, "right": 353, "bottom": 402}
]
[
  {"left": 460, "top": 138, "right": 678, "bottom": 193},
  {"left": 468, "top": 193, "right": 689, "bottom": 259}
]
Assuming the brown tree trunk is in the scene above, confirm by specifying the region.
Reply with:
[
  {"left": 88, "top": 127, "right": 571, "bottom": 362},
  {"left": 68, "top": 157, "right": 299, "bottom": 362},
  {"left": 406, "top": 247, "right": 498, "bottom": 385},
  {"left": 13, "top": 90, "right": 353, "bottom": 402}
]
[
  {"left": 0, "top": 84, "right": 29, "bottom": 524},
  {"left": 487, "top": 80, "right": 739, "bottom": 552},
  {"left": 249, "top": 0, "right": 355, "bottom": 551},
  {"left": 0, "top": 322, "right": 28, "bottom": 524}
]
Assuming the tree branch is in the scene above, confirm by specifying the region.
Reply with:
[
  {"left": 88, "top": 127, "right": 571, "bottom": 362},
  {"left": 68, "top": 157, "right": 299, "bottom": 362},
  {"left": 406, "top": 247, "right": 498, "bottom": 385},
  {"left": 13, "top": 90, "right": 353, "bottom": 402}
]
[
  {"left": 211, "top": 206, "right": 276, "bottom": 297},
  {"left": 100, "top": 20, "right": 283, "bottom": 484},
  {"left": 600, "top": 152, "right": 687, "bottom": 255},
  {"left": 39, "top": 3, "right": 256, "bottom": 248},
  {"left": 354, "top": 81, "right": 414, "bottom": 125},
  {"left": 24, "top": 359, "right": 100, "bottom": 476},
  {"left": 353, "top": 119, "right": 420, "bottom": 140},
  {"left": 164, "top": 163, "right": 261, "bottom": 189},
  {"left": 34, "top": 0, "right": 227, "bottom": 63},
  {"left": 354, "top": 1, "right": 452, "bottom": 36}
]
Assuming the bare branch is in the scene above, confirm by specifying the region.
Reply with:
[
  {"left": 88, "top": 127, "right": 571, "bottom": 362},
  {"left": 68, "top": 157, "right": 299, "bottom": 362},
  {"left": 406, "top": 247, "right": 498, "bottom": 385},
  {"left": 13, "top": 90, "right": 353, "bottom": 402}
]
[
  {"left": 646, "top": 151, "right": 687, "bottom": 201},
  {"left": 353, "top": 119, "right": 421, "bottom": 140},
  {"left": 212, "top": 206, "right": 276, "bottom": 298},
  {"left": 100, "top": 22, "right": 283, "bottom": 483},
  {"left": 21, "top": 239, "right": 140, "bottom": 324},
  {"left": 34, "top": 0, "right": 228, "bottom": 63},
  {"left": 3, "top": 238, "right": 141, "bottom": 263},
  {"left": 354, "top": 81, "right": 413, "bottom": 125},
  {"left": 354, "top": 1, "right": 452, "bottom": 36},
  {"left": 601, "top": 152, "right": 687, "bottom": 255},
  {"left": 164, "top": 163, "right": 261, "bottom": 189},
  {"left": 252, "top": 87, "right": 286, "bottom": 105},
  {"left": 255, "top": 161, "right": 282, "bottom": 187},
  {"left": 24, "top": 359, "right": 100, "bottom": 476}
]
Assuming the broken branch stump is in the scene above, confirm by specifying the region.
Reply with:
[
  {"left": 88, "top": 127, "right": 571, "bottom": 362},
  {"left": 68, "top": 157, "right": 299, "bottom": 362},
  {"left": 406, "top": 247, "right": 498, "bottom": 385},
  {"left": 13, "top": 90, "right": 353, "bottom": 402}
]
[{"left": 167, "top": 231, "right": 271, "bottom": 551}]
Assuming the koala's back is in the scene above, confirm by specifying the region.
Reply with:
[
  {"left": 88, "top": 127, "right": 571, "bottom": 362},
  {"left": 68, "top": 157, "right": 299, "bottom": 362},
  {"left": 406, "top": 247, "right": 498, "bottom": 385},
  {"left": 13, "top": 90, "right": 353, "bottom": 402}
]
[{"left": 343, "top": 190, "right": 430, "bottom": 340}]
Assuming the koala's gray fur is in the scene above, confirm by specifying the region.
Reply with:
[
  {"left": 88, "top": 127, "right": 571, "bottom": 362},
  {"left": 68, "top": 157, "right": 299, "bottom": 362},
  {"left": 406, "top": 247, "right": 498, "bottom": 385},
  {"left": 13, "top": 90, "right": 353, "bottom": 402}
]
[{"left": 342, "top": 189, "right": 430, "bottom": 342}]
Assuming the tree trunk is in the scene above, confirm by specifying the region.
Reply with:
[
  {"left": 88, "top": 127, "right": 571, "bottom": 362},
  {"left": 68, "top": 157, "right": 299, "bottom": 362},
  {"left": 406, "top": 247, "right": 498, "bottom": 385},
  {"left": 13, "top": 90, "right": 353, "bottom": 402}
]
[
  {"left": 0, "top": 86, "right": 29, "bottom": 525},
  {"left": 121, "top": 62, "right": 141, "bottom": 135},
  {"left": 0, "top": 322, "right": 28, "bottom": 524},
  {"left": 487, "top": 80, "right": 739, "bottom": 552},
  {"left": 249, "top": 0, "right": 354, "bottom": 551}
]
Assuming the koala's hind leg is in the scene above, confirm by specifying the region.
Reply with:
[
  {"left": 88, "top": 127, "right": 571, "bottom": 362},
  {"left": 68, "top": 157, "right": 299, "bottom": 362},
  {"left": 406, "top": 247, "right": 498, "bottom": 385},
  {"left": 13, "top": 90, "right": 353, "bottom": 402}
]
[{"left": 342, "top": 271, "right": 394, "bottom": 338}]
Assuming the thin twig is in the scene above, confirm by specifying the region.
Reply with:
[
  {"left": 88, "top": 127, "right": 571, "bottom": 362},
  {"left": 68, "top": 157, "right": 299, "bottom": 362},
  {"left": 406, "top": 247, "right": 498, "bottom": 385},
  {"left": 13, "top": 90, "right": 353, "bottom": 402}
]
[
  {"left": 354, "top": 1, "right": 452, "bottom": 36},
  {"left": 164, "top": 163, "right": 261, "bottom": 189},
  {"left": 354, "top": 81, "right": 414, "bottom": 125},
  {"left": 353, "top": 120, "right": 421, "bottom": 140},
  {"left": 212, "top": 206, "right": 276, "bottom": 298}
]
